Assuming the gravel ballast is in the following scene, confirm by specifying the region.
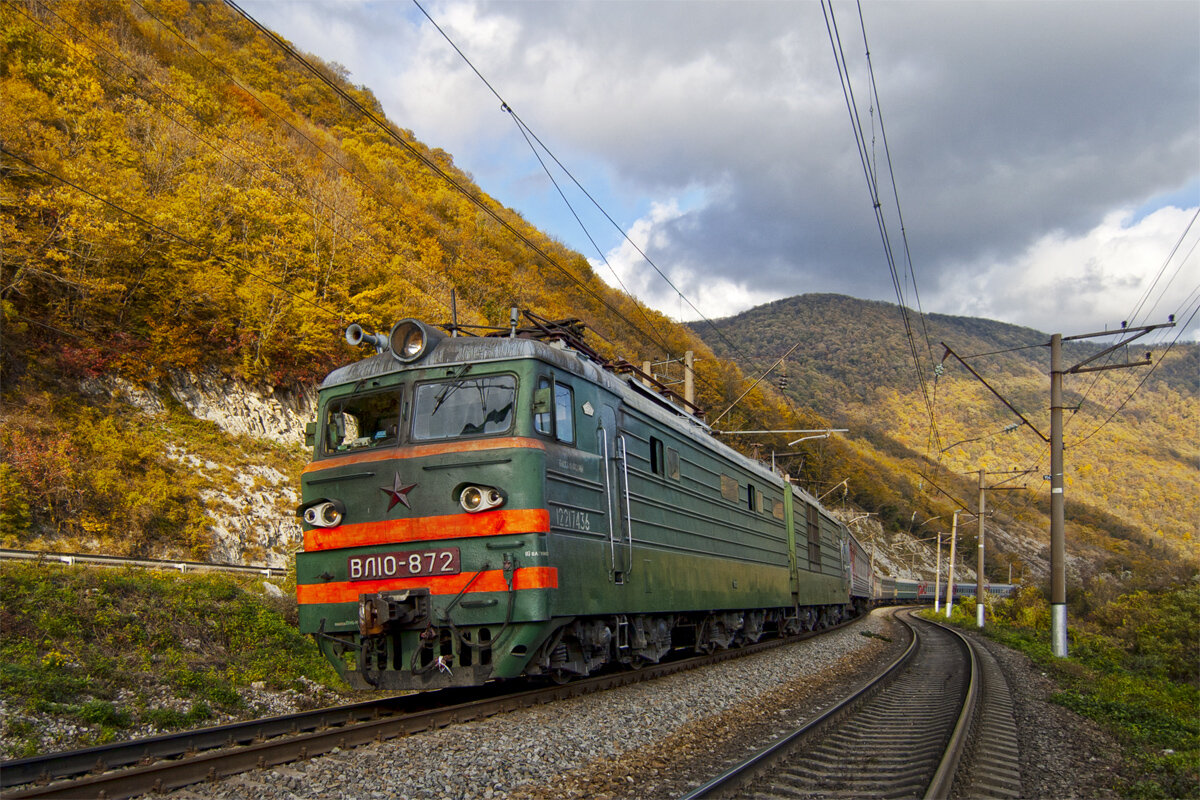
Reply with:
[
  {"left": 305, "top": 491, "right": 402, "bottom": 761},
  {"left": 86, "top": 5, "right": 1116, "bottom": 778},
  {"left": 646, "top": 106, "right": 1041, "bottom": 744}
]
[
  {"left": 136, "top": 611, "right": 1129, "bottom": 799},
  {"left": 965, "top": 631, "right": 1126, "bottom": 799},
  {"left": 151, "top": 612, "right": 902, "bottom": 800}
]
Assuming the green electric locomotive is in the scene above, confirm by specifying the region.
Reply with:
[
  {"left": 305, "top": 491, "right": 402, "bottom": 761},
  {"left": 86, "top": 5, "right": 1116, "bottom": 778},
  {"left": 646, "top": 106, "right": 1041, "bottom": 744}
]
[{"left": 296, "top": 315, "right": 865, "bottom": 690}]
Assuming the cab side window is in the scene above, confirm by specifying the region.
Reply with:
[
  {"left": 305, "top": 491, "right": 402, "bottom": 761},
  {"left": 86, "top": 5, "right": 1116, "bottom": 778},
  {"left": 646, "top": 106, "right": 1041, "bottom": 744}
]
[
  {"left": 534, "top": 376, "right": 575, "bottom": 445},
  {"left": 554, "top": 383, "right": 575, "bottom": 444},
  {"left": 650, "top": 436, "right": 665, "bottom": 476},
  {"left": 534, "top": 377, "right": 553, "bottom": 436}
]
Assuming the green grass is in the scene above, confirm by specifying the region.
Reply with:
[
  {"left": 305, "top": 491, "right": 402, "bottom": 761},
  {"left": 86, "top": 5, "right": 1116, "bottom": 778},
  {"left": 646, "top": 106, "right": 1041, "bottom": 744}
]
[
  {"left": 926, "top": 585, "right": 1200, "bottom": 799},
  {"left": 0, "top": 562, "right": 346, "bottom": 756}
]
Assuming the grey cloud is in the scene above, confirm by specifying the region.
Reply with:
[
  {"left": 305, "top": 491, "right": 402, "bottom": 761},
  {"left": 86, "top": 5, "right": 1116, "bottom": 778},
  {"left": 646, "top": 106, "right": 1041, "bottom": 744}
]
[{"left": 244, "top": 0, "right": 1199, "bottom": 333}]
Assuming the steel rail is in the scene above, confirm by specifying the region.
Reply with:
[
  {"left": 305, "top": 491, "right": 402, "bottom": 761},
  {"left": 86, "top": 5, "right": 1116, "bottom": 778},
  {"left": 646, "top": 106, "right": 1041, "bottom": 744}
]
[
  {"left": 928, "top": 619, "right": 1022, "bottom": 799},
  {"left": 679, "top": 607, "right": 921, "bottom": 800},
  {"left": 1, "top": 615, "right": 863, "bottom": 800},
  {"left": 681, "top": 606, "right": 988, "bottom": 800},
  {"left": 0, "top": 548, "right": 285, "bottom": 578},
  {"left": 923, "top": 615, "right": 981, "bottom": 800},
  {"left": 0, "top": 694, "right": 423, "bottom": 790}
]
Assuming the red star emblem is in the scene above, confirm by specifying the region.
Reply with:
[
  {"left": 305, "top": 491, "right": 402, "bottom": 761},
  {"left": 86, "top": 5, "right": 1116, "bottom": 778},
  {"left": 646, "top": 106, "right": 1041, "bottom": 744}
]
[{"left": 380, "top": 474, "right": 418, "bottom": 511}]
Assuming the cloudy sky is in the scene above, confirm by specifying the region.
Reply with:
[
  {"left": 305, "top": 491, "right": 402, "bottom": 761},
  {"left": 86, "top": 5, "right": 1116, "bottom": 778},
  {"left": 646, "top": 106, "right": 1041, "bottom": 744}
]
[{"left": 242, "top": 0, "right": 1200, "bottom": 341}]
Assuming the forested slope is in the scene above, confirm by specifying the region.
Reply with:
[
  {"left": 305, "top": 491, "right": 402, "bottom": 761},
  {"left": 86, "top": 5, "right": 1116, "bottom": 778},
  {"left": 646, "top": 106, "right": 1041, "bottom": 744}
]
[{"left": 0, "top": 0, "right": 694, "bottom": 384}]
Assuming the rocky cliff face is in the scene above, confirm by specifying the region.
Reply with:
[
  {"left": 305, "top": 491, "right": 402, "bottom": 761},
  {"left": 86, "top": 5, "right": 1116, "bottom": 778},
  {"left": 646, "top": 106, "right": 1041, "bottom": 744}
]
[
  {"left": 83, "top": 370, "right": 316, "bottom": 445},
  {"left": 82, "top": 371, "right": 315, "bottom": 569}
]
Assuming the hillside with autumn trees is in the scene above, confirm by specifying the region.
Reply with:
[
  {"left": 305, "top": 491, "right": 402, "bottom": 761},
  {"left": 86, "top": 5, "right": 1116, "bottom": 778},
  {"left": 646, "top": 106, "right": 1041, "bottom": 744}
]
[
  {"left": 0, "top": 0, "right": 685, "bottom": 384},
  {"left": 1, "top": 0, "right": 1195, "bottom": 593}
]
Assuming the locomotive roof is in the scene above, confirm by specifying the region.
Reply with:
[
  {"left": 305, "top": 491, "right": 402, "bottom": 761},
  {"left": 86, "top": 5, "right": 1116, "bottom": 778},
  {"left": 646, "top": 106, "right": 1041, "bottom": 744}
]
[{"left": 319, "top": 334, "right": 839, "bottom": 523}]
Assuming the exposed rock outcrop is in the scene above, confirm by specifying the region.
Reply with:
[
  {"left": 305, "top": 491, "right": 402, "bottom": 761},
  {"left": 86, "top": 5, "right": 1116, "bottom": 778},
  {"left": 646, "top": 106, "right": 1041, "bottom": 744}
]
[
  {"left": 82, "top": 370, "right": 316, "bottom": 445},
  {"left": 82, "top": 371, "right": 315, "bottom": 568}
]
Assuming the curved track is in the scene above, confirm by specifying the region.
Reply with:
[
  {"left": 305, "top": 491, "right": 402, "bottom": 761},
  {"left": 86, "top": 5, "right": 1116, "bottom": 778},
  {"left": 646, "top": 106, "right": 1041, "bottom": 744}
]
[
  {"left": 0, "top": 616, "right": 860, "bottom": 800},
  {"left": 682, "top": 609, "right": 1021, "bottom": 800}
]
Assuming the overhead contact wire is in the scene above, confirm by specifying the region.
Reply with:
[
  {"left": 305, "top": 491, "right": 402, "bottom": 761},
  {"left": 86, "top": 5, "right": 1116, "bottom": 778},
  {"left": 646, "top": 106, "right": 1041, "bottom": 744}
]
[
  {"left": 822, "top": 0, "right": 940, "bottom": 454},
  {"left": 1066, "top": 210, "right": 1199, "bottom": 432},
  {"left": 407, "top": 0, "right": 754, "bottom": 365},
  {"left": 1070, "top": 298, "right": 1200, "bottom": 448},
  {"left": 406, "top": 0, "right": 801, "bottom": 429},
  {"left": 504, "top": 112, "right": 667, "bottom": 353},
  {"left": 222, "top": 0, "right": 674, "bottom": 363}
]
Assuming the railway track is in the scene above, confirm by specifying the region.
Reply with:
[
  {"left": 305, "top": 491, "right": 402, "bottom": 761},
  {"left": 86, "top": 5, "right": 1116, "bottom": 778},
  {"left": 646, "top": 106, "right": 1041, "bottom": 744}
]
[
  {"left": 681, "top": 609, "right": 1022, "bottom": 799},
  {"left": 0, "top": 616, "right": 860, "bottom": 800}
]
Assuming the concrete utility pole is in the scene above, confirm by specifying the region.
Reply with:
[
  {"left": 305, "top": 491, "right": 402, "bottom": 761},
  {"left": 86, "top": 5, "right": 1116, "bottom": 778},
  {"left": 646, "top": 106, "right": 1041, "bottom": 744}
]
[
  {"left": 1048, "top": 319, "right": 1174, "bottom": 656},
  {"left": 977, "top": 469, "right": 987, "bottom": 628},
  {"left": 1049, "top": 333, "right": 1067, "bottom": 654},
  {"left": 973, "top": 470, "right": 1026, "bottom": 628},
  {"left": 944, "top": 316, "right": 1174, "bottom": 656},
  {"left": 945, "top": 512, "right": 960, "bottom": 618}
]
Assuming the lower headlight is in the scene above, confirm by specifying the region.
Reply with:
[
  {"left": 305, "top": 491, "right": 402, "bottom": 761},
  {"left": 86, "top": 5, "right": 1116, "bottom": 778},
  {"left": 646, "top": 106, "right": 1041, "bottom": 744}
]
[
  {"left": 460, "top": 485, "right": 504, "bottom": 513},
  {"left": 303, "top": 501, "right": 344, "bottom": 528}
]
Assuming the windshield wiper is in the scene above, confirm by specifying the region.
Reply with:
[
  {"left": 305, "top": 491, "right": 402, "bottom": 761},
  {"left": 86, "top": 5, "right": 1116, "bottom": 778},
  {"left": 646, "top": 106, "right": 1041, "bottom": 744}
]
[{"left": 431, "top": 364, "right": 473, "bottom": 416}]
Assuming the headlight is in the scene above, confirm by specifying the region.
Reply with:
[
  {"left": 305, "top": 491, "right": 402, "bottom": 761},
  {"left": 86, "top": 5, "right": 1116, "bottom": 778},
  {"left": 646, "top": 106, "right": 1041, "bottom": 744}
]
[
  {"left": 389, "top": 319, "right": 427, "bottom": 362},
  {"left": 459, "top": 485, "right": 504, "bottom": 513},
  {"left": 302, "top": 501, "right": 344, "bottom": 528}
]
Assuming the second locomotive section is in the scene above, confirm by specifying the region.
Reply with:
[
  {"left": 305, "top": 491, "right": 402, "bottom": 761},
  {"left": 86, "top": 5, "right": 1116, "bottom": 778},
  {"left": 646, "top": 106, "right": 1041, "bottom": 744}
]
[{"left": 296, "top": 320, "right": 862, "bottom": 690}]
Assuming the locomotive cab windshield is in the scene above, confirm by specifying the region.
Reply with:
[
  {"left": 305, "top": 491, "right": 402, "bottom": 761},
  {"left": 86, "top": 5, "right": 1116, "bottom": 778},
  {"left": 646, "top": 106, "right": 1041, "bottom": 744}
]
[
  {"left": 411, "top": 374, "right": 516, "bottom": 441},
  {"left": 316, "top": 372, "right": 521, "bottom": 457},
  {"left": 322, "top": 389, "right": 402, "bottom": 454}
]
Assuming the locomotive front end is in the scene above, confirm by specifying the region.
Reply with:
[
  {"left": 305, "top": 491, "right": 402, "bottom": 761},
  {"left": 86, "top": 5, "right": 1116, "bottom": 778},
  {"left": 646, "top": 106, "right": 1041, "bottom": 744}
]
[{"left": 295, "top": 320, "right": 557, "bottom": 690}]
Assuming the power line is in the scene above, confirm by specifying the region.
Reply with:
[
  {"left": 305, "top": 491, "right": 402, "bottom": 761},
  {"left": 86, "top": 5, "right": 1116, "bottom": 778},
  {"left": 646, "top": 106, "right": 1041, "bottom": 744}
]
[
  {"left": 222, "top": 0, "right": 804, "bottom": 432},
  {"left": 396, "top": 0, "right": 667, "bottom": 350},
  {"left": 1066, "top": 209, "right": 1199, "bottom": 431},
  {"left": 406, "top": 0, "right": 894, "bottom": 449},
  {"left": 407, "top": 0, "right": 754, "bottom": 363},
  {"left": 955, "top": 341, "right": 1046, "bottom": 360},
  {"left": 1069, "top": 302, "right": 1198, "bottom": 448},
  {"left": 821, "top": 0, "right": 941, "bottom": 455},
  {"left": 218, "top": 0, "right": 793, "bottom": 425},
  {"left": 407, "top": 0, "right": 823, "bottom": 431},
  {"left": 854, "top": 0, "right": 937, "bottom": 368},
  {"left": 503, "top": 110, "right": 667, "bottom": 350},
  {"left": 221, "top": 0, "right": 675, "bottom": 361},
  {"left": 1127, "top": 206, "right": 1199, "bottom": 328},
  {"left": 10, "top": 1, "right": 837, "bottom": 467}
]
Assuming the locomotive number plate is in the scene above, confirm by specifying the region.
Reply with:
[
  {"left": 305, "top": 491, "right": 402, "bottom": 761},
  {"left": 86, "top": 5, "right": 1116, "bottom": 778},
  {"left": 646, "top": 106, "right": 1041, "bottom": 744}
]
[{"left": 347, "top": 548, "right": 461, "bottom": 581}]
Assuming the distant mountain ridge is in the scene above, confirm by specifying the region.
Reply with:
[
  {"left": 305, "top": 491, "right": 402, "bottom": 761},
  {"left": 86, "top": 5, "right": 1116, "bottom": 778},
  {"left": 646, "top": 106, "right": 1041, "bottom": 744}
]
[
  {"left": 693, "top": 293, "right": 1194, "bottom": 419},
  {"left": 690, "top": 293, "right": 1198, "bottom": 578}
]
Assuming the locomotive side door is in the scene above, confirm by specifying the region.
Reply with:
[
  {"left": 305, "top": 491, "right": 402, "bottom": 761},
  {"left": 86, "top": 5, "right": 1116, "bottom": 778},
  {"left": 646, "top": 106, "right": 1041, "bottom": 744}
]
[{"left": 598, "top": 403, "right": 630, "bottom": 584}]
